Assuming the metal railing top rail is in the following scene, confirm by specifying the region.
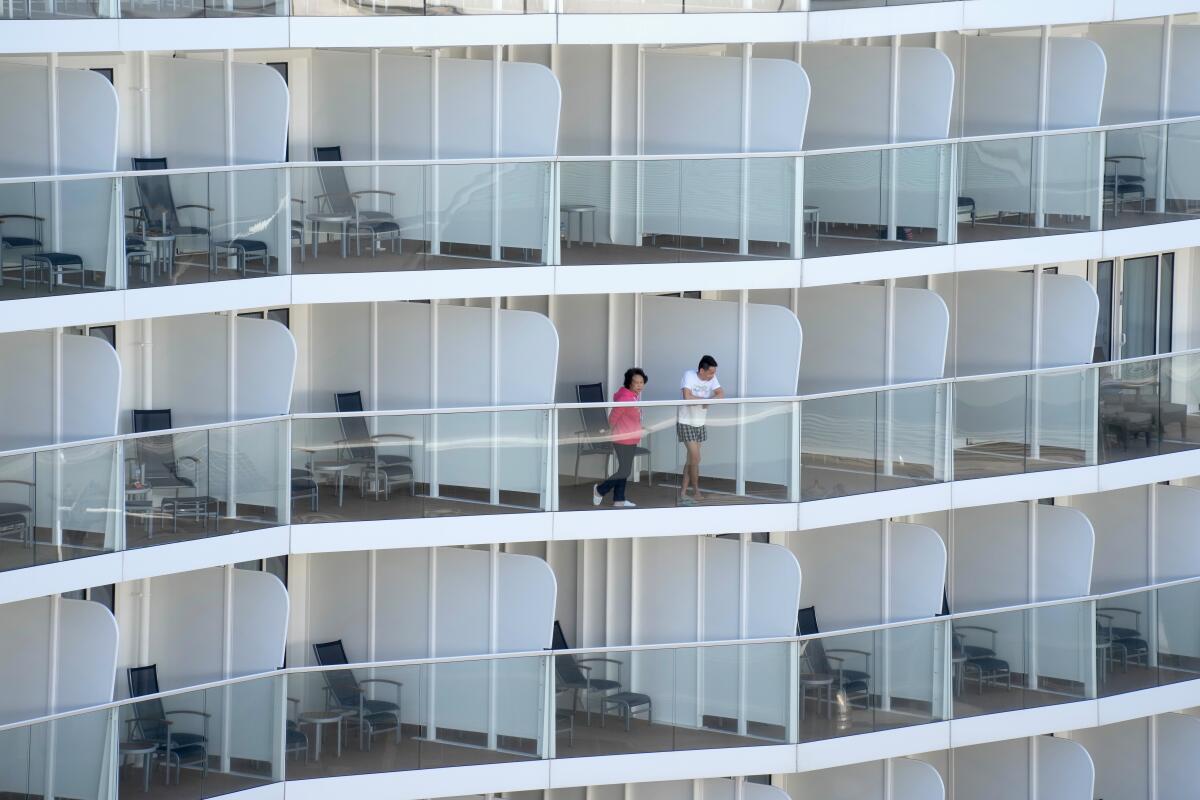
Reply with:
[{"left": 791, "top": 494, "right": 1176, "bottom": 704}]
[
  {"left": 7, "top": 345, "right": 1199, "bottom": 458},
  {"left": 4, "top": 571, "right": 1198, "bottom": 735},
  {"left": 0, "top": 414, "right": 291, "bottom": 459},
  {"left": 4, "top": 112, "right": 1199, "bottom": 187}
]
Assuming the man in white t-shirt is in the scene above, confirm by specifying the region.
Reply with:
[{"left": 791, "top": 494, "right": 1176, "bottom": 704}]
[{"left": 677, "top": 355, "right": 724, "bottom": 504}]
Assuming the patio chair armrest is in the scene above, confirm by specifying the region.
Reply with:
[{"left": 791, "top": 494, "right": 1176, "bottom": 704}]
[
  {"left": 127, "top": 716, "right": 171, "bottom": 726},
  {"left": 359, "top": 678, "right": 403, "bottom": 689},
  {"left": 291, "top": 197, "right": 306, "bottom": 205},
  {"left": 353, "top": 190, "right": 397, "bottom": 198},
  {"left": 1097, "top": 606, "right": 1140, "bottom": 621},
  {"left": 176, "top": 456, "right": 200, "bottom": 465},
  {"left": 0, "top": 214, "right": 45, "bottom": 222},
  {"left": 176, "top": 204, "right": 215, "bottom": 212},
  {"left": 0, "top": 479, "right": 34, "bottom": 487},
  {"left": 164, "top": 710, "right": 211, "bottom": 719},
  {"left": 825, "top": 648, "right": 871, "bottom": 658},
  {"left": 576, "top": 657, "right": 623, "bottom": 682},
  {"left": 370, "top": 433, "right": 414, "bottom": 442},
  {"left": 953, "top": 625, "right": 997, "bottom": 635}
]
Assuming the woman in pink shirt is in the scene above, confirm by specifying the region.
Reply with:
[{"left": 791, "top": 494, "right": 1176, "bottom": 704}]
[{"left": 593, "top": 368, "right": 647, "bottom": 508}]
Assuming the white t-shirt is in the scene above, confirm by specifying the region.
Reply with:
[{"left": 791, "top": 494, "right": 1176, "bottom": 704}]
[{"left": 679, "top": 369, "right": 721, "bottom": 427}]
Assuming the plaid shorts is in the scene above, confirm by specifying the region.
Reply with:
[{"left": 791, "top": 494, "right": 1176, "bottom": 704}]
[{"left": 676, "top": 422, "right": 707, "bottom": 443}]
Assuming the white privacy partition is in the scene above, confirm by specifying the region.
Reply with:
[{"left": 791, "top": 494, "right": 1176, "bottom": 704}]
[
  {"left": 0, "top": 62, "right": 116, "bottom": 177},
  {"left": 1157, "top": 713, "right": 1200, "bottom": 800},
  {"left": 1088, "top": 23, "right": 1167, "bottom": 124},
  {"left": 790, "top": 522, "right": 945, "bottom": 631},
  {"left": 149, "top": 57, "right": 287, "bottom": 168},
  {"left": 629, "top": 536, "right": 799, "bottom": 731},
  {"left": 795, "top": 285, "right": 948, "bottom": 394},
  {"left": 939, "top": 271, "right": 1099, "bottom": 376},
  {"left": 638, "top": 294, "right": 801, "bottom": 486},
  {"left": 304, "top": 547, "right": 556, "bottom": 743},
  {"left": 953, "top": 737, "right": 1094, "bottom": 800},
  {"left": 0, "top": 331, "right": 119, "bottom": 450},
  {"left": 784, "top": 758, "right": 944, "bottom": 800},
  {"left": 1170, "top": 27, "right": 1200, "bottom": 116},
  {"left": 149, "top": 314, "right": 296, "bottom": 427},
  {"left": 0, "top": 597, "right": 116, "bottom": 725},
  {"left": 1069, "top": 486, "right": 1151, "bottom": 592},
  {"left": 628, "top": 778, "right": 789, "bottom": 800},
  {"left": 1155, "top": 486, "right": 1200, "bottom": 582},
  {"left": 962, "top": 37, "right": 1106, "bottom": 135},
  {"left": 801, "top": 45, "right": 953, "bottom": 148},
  {"left": 1071, "top": 717, "right": 1151, "bottom": 800}
]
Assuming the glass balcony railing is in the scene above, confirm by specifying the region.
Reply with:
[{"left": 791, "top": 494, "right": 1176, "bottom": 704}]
[
  {"left": 8, "top": 579, "right": 1200, "bottom": 799},
  {"left": 3, "top": 351, "right": 1200, "bottom": 568},
  {"left": 291, "top": 408, "right": 551, "bottom": 524},
  {"left": 0, "top": 418, "right": 287, "bottom": 575},
  {"left": 2, "top": 120, "right": 1197, "bottom": 304}
]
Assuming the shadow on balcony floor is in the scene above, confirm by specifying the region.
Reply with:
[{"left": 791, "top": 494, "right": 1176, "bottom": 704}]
[{"left": 291, "top": 481, "right": 539, "bottom": 525}]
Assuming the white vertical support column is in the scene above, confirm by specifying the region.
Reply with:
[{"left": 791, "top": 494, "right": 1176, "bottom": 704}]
[
  {"left": 43, "top": 593, "right": 61, "bottom": 799},
  {"left": 140, "top": 52, "right": 153, "bottom": 157},
  {"left": 1147, "top": 484, "right": 1160, "bottom": 668},
  {"left": 886, "top": 35, "right": 900, "bottom": 241},
  {"left": 635, "top": 46, "right": 646, "bottom": 247},
  {"left": 883, "top": 279, "right": 896, "bottom": 476},
  {"left": 369, "top": 302, "right": 380, "bottom": 413},
  {"left": 634, "top": 293, "right": 644, "bottom": 366},
  {"left": 224, "top": 50, "right": 237, "bottom": 266},
  {"left": 226, "top": 312, "right": 238, "bottom": 518},
  {"left": 947, "top": 136, "right": 961, "bottom": 244},
  {"left": 490, "top": 297, "right": 501, "bottom": 506},
  {"left": 630, "top": 537, "right": 641, "bottom": 691},
  {"left": 793, "top": 41, "right": 805, "bottom": 259},
  {"left": 1156, "top": 16, "right": 1173, "bottom": 214},
  {"left": 367, "top": 550, "right": 378, "bottom": 662},
  {"left": 1027, "top": 500, "right": 1040, "bottom": 686},
  {"left": 1028, "top": 737, "right": 1039, "bottom": 800},
  {"left": 48, "top": 53, "right": 61, "bottom": 253},
  {"left": 609, "top": 45, "right": 621, "bottom": 246},
  {"left": 1031, "top": 265, "right": 1044, "bottom": 460},
  {"left": 371, "top": 49, "right": 381, "bottom": 212},
  {"left": 1034, "top": 26, "right": 1051, "bottom": 228},
  {"left": 491, "top": 46, "right": 503, "bottom": 262},
  {"left": 738, "top": 44, "right": 752, "bottom": 256},
  {"left": 1149, "top": 716, "right": 1160, "bottom": 800},
  {"left": 885, "top": 758, "right": 895, "bottom": 800},
  {"left": 736, "top": 290, "right": 749, "bottom": 495},
  {"left": 430, "top": 50, "right": 442, "bottom": 256},
  {"left": 220, "top": 564, "right": 235, "bottom": 772},
  {"left": 606, "top": 295, "right": 618, "bottom": 393},
  {"left": 737, "top": 532, "right": 750, "bottom": 735},
  {"left": 138, "top": 578, "right": 152, "bottom": 666},
  {"left": 429, "top": 300, "right": 441, "bottom": 497},
  {"left": 427, "top": 547, "right": 439, "bottom": 736},
  {"left": 51, "top": 329, "right": 63, "bottom": 553},
  {"left": 488, "top": 544, "right": 499, "bottom": 748},
  {"left": 880, "top": 521, "right": 893, "bottom": 712}
]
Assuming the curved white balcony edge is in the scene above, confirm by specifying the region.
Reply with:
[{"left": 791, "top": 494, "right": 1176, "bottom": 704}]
[{"left": 3, "top": 0, "right": 1199, "bottom": 55}]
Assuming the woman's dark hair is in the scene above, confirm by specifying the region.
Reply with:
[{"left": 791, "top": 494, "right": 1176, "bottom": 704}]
[
  {"left": 623, "top": 367, "right": 648, "bottom": 389},
  {"left": 698, "top": 354, "right": 718, "bottom": 370}
]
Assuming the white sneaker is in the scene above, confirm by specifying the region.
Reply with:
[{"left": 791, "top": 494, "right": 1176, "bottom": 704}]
[
  {"left": 592, "top": 485, "right": 603, "bottom": 506},
  {"left": 614, "top": 500, "right": 637, "bottom": 508}
]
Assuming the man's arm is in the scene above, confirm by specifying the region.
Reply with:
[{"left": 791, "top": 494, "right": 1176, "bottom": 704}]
[
  {"left": 712, "top": 387, "right": 725, "bottom": 399},
  {"left": 682, "top": 387, "right": 699, "bottom": 400}
]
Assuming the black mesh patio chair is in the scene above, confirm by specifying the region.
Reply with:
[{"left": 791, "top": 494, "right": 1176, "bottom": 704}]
[
  {"left": 130, "top": 410, "right": 199, "bottom": 494},
  {"left": 573, "top": 382, "right": 653, "bottom": 486},
  {"left": 312, "top": 639, "right": 402, "bottom": 750},
  {"left": 953, "top": 625, "right": 1011, "bottom": 692},
  {"left": 1097, "top": 607, "right": 1150, "bottom": 670},
  {"left": 292, "top": 467, "right": 318, "bottom": 512},
  {"left": 797, "top": 606, "right": 872, "bottom": 709},
  {"left": 126, "top": 664, "right": 210, "bottom": 785},
  {"left": 551, "top": 620, "right": 625, "bottom": 726},
  {"left": 130, "top": 157, "right": 214, "bottom": 269},
  {"left": 313, "top": 146, "right": 402, "bottom": 257},
  {"left": 334, "top": 391, "right": 414, "bottom": 500}
]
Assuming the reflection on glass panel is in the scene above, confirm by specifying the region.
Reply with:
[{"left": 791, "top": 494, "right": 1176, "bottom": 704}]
[
  {"left": 1096, "top": 355, "right": 1200, "bottom": 465},
  {"left": 953, "top": 375, "right": 1028, "bottom": 479},
  {"left": 293, "top": 0, "right": 545, "bottom": 15},
  {"left": 557, "top": 401, "right": 794, "bottom": 511},
  {"left": 122, "top": 0, "right": 287, "bottom": 17},
  {"left": 292, "top": 411, "right": 547, "bottom": 524},
  {"left": 1121, "top": 255, "right": 1159, "bottom": 359}
]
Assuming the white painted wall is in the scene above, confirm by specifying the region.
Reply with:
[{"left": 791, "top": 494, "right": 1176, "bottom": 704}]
[
  {"left": 1070, "top": 486, "right": 1151, "bottom": 592},
  {"left": 1158, "top": 713, "right": 1200, "bottom": 800},
  {"left": 954, "top": 736, "right": 1094, "bottom": 800},
  {"left": 1072, "top": 717, "right": 1150, "bottom": 800}
]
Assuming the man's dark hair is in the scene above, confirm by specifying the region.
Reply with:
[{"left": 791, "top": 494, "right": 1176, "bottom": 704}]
[
  {"left": 623, "top": 367, "right": 648, "bottom": 389},
  {"left": 698, "top": 355, "right": 718, "bottom": 371}
]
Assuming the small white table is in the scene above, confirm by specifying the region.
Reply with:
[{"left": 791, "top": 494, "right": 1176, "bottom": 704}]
[
  {"left": 300, "top": 711, "right": 345, "bottom": 760},
  {"left": 120, "top": 739, "right": 158, "bottom": 792},
  {"left": 306, "top": 213, "right": 352, "bottom": 259},
  {"left": 803, "top": 205, "right": 820, "bottom": 248},
  {"left": 561, "top": 204, "right": 597, "bottom": 248},
  {"left": 313, "top": 462, "right": 352, "bottom": 507}
]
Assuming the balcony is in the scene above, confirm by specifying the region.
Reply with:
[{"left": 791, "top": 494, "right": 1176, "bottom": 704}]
[{"left": 2, "top": 575, "right": 1199, "bottom": 799}]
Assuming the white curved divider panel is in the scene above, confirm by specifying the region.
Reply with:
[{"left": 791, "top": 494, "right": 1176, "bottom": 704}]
[
  {"left": 1071, "top": 718, "right": 1150, "bottom": 800},
  {"left": 802, "top": 45, "right": 953, "bottom": 148},
  {"left": 787, "top": 758, "right": 944, "bottom": 800},
  {"left": 1156, "top": 486, "right": 1200, "bottom": 581},
  {"left": 962, "top": 37, "right": 1106, "bottom": 135},
  {"left": 955, "top": 737, "right": 1094, "bottom": 800},
  {"left": 1170, "top": 27, "right": 1200, "bottom": 117},
  {"left": 1034, "top": 505, "right": 1095, "bottom": 602},
  {"left": 497, "top": 552, "right": 558, "bottom": 652},
  {"left": 792, "top": 521, "right": 945, "bottom": 630},
  {"left": 235, "top": 316, "right": 297, "bottom": 420},
  {"left": 947, "top": 271, "right": 1098, "bottom": 376},
  {"left": 640, "top": 295, "right": 802, "bottom": 486},
  {"left": 0, "top": 597, "right": 117, "bottom": 725},
  {"left": 231, "top": 569, "right": 288, "bottom": 675},
  {"left": 1089, "top": 23, "right": 1166, "bottom": 124},
  {"left": 1157, "top": 714, "right": 1200, "bottom": 800},
  {"left": 62, "top": 333, "right": 121, "bottom": 443},
  {"left": 796, "top": 285, "right": 948, "bottom": 393},
  {"left": 232, "top": 63, "right": 289, "bottom": 166},
  {"left": 0, "top": 331, "right": 119, "bottom": 449},
  {"left": 1039, "top": 736, "right": 1096, "bottom": 800},
  {"left": 894, "top": 757, "right": 946, "bottom": 800},
  {"left": 0, "top": 63, "right": 116, "bottom": 177},
  {"left": 150, "top": 58, "right": 287, "bottom": 168},
  {"left": 1070, "top": 486, "right": 1151, "bottom": 592}
]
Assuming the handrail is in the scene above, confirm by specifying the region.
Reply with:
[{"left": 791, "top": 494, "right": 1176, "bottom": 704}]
[
  {"left": 4, "top": 570, "right": 1198, "bottom": 734},
  {"left": 2, "top": 113, "right": 1198, "bottom": 187},
  {"left": 6, "top": 346, "right": 1199, "bottom": 458}
]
